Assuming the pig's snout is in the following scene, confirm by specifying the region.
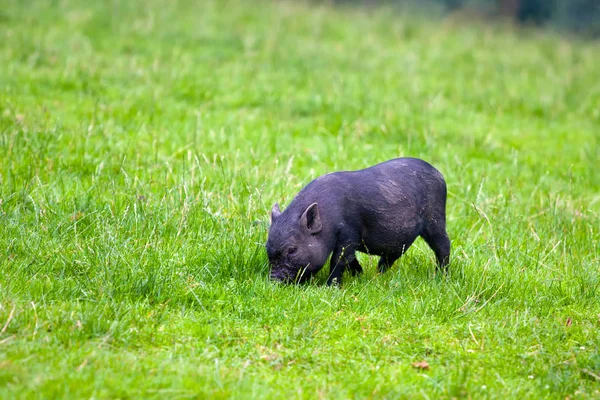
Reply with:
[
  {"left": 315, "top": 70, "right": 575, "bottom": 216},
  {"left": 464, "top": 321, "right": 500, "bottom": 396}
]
[
  {"left": 269, "top": 269, "right": 286, "bottom": 282},
  {"left": 270, "top": 263, "right": 312, "bottom": 284},
  {"left": 269, "top": 262, "right": 292, "bottom": 283}
]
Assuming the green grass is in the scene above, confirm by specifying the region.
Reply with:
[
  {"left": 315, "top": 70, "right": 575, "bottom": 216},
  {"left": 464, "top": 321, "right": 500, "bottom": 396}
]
[{"left": 1, "top": 0, "right": 599, "bottom": 398}]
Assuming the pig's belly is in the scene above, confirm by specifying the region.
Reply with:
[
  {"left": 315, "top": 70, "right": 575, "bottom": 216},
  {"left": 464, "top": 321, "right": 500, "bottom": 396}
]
[{"left": 357, "top": 220, "right": 423, "bottom": 255}]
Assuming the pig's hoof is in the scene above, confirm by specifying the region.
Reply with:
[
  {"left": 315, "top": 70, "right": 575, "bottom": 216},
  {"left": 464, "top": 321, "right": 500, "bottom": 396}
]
[{"left": 326, "top": 277, "right": 342, "bottom": 286}]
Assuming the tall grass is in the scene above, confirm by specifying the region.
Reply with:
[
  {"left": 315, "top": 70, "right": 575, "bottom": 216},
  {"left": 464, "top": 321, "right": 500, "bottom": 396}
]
[{"left": 1, "top": 0, "right": 599, "bottom": 398}]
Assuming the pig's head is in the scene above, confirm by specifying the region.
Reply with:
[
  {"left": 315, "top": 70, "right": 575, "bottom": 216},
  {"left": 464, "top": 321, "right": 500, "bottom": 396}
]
[{"left": 266, "top": 202, "right": 330, "bottom": 283}]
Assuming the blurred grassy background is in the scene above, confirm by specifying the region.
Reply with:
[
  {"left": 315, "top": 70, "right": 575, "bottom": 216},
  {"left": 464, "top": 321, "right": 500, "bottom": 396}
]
[
  {"left": 1, "top": 0, "right": 599, "bottom": 398},
  {"left": 329, "top": 0, "right": 600, "bottom": 36}
]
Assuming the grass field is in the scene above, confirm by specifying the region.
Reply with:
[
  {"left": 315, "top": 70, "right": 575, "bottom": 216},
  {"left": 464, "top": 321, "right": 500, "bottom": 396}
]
[{"left": 1, "top": 0, "right": 599, "bottom": 398}]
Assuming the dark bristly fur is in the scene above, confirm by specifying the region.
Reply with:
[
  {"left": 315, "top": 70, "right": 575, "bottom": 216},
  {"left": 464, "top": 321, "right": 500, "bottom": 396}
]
[{"left": 266, "top": 158, "right": 451, "bottom": 285}]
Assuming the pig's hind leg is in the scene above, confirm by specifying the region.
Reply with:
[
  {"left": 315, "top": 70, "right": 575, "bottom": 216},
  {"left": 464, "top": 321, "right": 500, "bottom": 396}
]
[{"left": 421, "top": 220, "right": 450, "bottom": 272}]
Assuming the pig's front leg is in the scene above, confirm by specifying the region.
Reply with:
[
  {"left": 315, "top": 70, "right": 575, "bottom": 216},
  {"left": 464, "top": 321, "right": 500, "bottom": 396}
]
[
  {"left": 348, "top": 258, "right": 363, "bottom": 276},
  {"left": 326, "top": 244, "right": 358, "bottom": 286}
]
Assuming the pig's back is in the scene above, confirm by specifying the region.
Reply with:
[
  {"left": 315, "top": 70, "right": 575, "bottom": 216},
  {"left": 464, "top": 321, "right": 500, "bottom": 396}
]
[
  {"left": 291, "top": 158, "right": 446, "bottom": 221},
  {"left": 344, "top": 158, "right": 447, "bottom": 253},
  {"left": 344, "top": 158, "right": 446, "bottom": 211}
]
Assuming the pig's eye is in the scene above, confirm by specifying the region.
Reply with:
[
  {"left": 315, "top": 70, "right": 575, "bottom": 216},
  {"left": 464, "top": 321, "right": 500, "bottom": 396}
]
[{"left": 288, "top": 247, "right": 297, "bottom": 256}]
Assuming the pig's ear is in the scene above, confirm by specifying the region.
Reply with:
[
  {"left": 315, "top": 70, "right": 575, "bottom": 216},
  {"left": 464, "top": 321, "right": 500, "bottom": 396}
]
[
  {"left": 300, "top": 202, "right": 322, "bottom": 234},
  {"left": 270, "top": 203, "right": 282, "bottom": 224}
]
